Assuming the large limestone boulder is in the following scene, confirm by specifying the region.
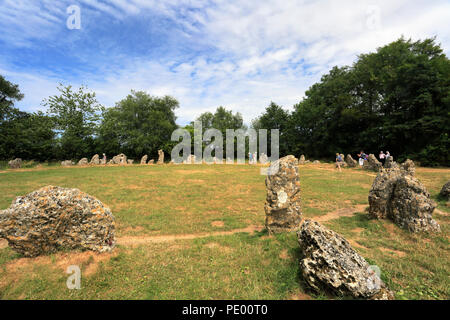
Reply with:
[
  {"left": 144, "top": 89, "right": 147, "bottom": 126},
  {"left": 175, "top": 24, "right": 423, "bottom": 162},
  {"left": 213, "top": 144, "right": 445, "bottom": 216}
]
[
  {"left": 78, "top": 158, "right": 88, "bottom": 166},
  {"left": 8, "top": 158, "right": 22, "bottom": 169},
  {"left": 90, "top": 154, "right": 100, "bottom": 165},
  {"left": 140, "top": 155, "right": 148, "bottom": 165},
  {"left": 61, "top": 160, "right": 74, "bottom": 167},
  {"left": 264, "top": 155, "right": 302, "bottom": 233},
  {"left": 345, "top": 154, "right": 357, "bottom": 167},
  {"left": 0, "top": 186, "right": 115, "bottom": 257},
  {"left": 363, "top": 154, "right": 382, "bottom": 172},
  {"left": 368, "top": 167, "right": 404, "bottom": 219},
  {"left": 298, "top": 220, "right": 394, "bottom": 300},
  {"left": 157, "top": 150, "right": 164, "bottom": 164},
  {"left": 368, "top": 160, "right": 440, "bottom": 232},
  {"left": 390, "top": 175, "right": 440, "bottom": 233},
  {"left": 440, "top": 181, "right": 450, "bottom": 201},
  {"left": 112, "top": 153, "right": 127, "bottom": 165}
]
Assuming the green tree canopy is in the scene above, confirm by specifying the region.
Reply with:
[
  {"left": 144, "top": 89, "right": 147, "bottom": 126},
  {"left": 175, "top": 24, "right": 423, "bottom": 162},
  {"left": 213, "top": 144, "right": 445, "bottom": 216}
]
[
  {"left": 289, "top": 37, "right": 450, "bottom": 165},
  {"left": 98, "top": 91, "right": 179, "bottom": 159},
  {"left": 43, "top": 84, "right": 103, "bottom": 160}
]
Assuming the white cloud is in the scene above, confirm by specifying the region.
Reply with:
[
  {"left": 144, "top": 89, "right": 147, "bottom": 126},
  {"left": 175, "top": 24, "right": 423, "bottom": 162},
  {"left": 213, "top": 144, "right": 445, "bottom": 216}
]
[{"left": 1, "top": 0, "right": 449, "bottom": 125}]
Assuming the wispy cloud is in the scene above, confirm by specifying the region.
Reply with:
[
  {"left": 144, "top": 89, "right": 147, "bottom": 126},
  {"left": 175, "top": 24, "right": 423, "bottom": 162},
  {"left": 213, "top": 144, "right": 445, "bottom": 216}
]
[{"left": 0, "top": 0, "right": 449, "bottom": 124}]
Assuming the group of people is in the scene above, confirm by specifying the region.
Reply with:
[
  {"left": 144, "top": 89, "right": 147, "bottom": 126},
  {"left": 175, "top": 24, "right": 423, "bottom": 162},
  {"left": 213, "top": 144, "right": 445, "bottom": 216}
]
[{"left": 334, "top": 150, "right": 392, "bottom": 171}]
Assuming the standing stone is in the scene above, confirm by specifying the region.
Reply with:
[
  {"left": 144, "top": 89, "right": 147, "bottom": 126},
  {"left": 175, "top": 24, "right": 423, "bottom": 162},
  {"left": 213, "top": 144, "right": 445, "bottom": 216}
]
[
  {"left": 368, "top": 161, "right": 440, "bottom": 232},
  {"left": 440, "top": 181, "right": 450, "bottom": 201},
  {"left": 61, "top": 160, "right": 74, "bottom": 167},
  {"left": 368, "top": 167, "right": 404, "bottom": 219},
  {"left": 264, "top": 155, "right": 302, "bottom": 233},
  {"left": 363, "top": 154, "right": 382, "bottom": 172},
  {"left": 400, "top": 159, "right": 415, "bottom": 176},
  {"left": 90, "top": 154, "right": 100, "bottom": 165},
  {"left": 345, "top": 154, "right": 357, "bottom": 167},
  {"left": 390, "top": 175, "right": 440, "bottom": 233},
  {"left": 100, "top": 153, "right": 107, "bottom": 165},
  {"left": 148, "top": 159, "right": 154, "bottom": 165},
  {"left": 140, "top": 155, "right": 148, "bottom": 165},
  {"left": 157, "top": 150, "right": 164, "bottom": 164},
  {"left": 0, "top": 186, "right": 115, "bottom": 257},
  {"left": 8, "top": 158, "right": 22, "bottom": 169},
  {"left": 119, "top": 153, "right": 127, "bottom": 165},
  {"left": 298, "top": 220, "right": 394, "bottom": 300},
  {"left": 127, "top": 159, "right": 134, "bottom": 165},
  {"left": 78, "top": 158, "right": 88, "bottom": 166},
  {"left": 299, "top": 155, "right": 306, "bottom": 164},
  {"left": 384, "top": 156, "right": 396, "bottom": 168},
  {"left": 312, "top": 160, "right": 320, "bottom": 164},
  {"left": 260, "top": 153, "right": 269, "bottom": 165}
]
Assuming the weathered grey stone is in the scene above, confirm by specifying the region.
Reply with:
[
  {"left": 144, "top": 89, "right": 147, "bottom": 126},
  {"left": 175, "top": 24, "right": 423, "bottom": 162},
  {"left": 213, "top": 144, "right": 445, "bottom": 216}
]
[
  {"left": 157, "top": 150, "right": 164, "bottom": 164},
  {"left": 400, "top": 159, "right": 415, "bottom": 176},
  {"left": 78, "top": 158, "right": 88, "bottom": 166},
  {"left": 299, "top": 155, "right": 306, "bottom": 164},
  {"left": 368, "top": 162, "right": 440, "bottom": 232},
  {"left": 368, "top": 167, "right": 403, "bottom": 219},
  {"left": 312, "top": 160, "right": 320, "bottom": 164},
  {"left": 390, "top": 175, "right": 440, "bottom": 233},
  {"left": 384, "top": 156, "right": 397, "bottom": 169},
  {"left": 0, "top": 186, "right": 115, "bottom": 257},
  {"left": 8, "top": 158, "right": 22, "bottom": 169},
  {"left": 298, "top": 220, "right": 394, "bottom": 300},
  {"left": 264, "top": 155, "right": 302, "bottom": 233},
  {"left": 61, "top": 160, "right": 74, "bottom": 167},
  {"left": 90, "top": 154, "right": 100, "bottom": 165},
  {"left": 127, "top": 159, "right": 134, "bottom": 165},
  {"left": 363, "top": 154, "right": 382, "bottom": 172},
  {"left": 140, "top": 155, "right": 148, "bottom": 165},
  {"left": 440, "top": 181, "right": 450, "bottom": 201},
  {"left": 111, "top": 153, "right": 127, "bottom": 165},
  {"left": 260, "top": 153, "right": 269, "bottom": 164},
  {"left": 148, "top": 159, "right": 154, "bottom": 165},
  {"left": 345, "top": 154, "right": 357, "bottom": 167}
]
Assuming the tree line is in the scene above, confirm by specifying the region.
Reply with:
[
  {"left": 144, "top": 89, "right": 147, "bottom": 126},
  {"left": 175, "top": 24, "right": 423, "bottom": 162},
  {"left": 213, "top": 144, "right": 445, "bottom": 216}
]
[{"left": 1, "top": 37, "right": 448, "bottom": 166}]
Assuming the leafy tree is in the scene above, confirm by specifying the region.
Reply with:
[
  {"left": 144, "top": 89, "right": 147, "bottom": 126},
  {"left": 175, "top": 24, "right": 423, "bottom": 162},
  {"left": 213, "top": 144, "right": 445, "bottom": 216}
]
[
  {"left": 251, "top": 102, "right": 292, "bottom": 156},
  {"left": 98, "top": 91, "right": 179, "bottom": 159},
  {"left": 43, "top": 84, "right": 102, "bottom": 160},
  {"left": 193, "top": 106, "right": 245, "bottom": 157},
  {"left": 289, "top": 37, "right": 450, "bottom": 165},
  {"left": 0, "top": 75, "right": 56, "bottom": 161}
]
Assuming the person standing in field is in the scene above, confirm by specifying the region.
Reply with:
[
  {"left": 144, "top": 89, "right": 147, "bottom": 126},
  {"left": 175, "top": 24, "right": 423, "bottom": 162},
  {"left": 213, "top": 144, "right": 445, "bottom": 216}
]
[
  {"left": 248, "top": 152, "right": 252, "bottom": 164},
  {"left": 386, "top": 151, "right": 391, "bottom": 161},
  {"left": 357, "top": 150, "right": 365, "bottom": 167},
  {"left": 379, "top": 151, "right": 385, "bottom": 166},
  {"left": 335, "top": 153, "right": 343, "bottom": 172}
]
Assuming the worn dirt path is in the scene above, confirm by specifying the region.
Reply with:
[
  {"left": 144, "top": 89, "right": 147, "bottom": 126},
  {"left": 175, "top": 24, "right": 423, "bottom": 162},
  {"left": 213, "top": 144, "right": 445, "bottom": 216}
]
[{"left": 117, "top": 225, "right": 264, "bottom": 246}]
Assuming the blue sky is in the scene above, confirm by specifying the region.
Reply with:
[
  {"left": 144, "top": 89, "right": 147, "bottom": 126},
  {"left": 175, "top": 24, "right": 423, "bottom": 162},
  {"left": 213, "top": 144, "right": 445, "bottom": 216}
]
[{"left": 1, "top": 0, "right": 449, "bottom": 125}]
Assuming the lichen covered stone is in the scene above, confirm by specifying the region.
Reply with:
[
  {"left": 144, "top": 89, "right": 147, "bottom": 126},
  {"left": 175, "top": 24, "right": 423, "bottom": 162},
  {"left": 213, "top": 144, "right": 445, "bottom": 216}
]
[
  {"left": 0, "top": 186, "right": 115, "bottom": 257},
  {"left": 264, "top": 155, "right": 302, "bottom": 233},
  {"left": 297, "top": 220, "right": 394, "bottom": 300}
]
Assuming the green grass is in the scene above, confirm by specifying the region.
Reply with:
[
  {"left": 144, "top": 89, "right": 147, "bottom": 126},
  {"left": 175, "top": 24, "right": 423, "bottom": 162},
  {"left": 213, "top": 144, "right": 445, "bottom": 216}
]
[{"left": 0, "top": 163, "right": 448, "bottom": 299}]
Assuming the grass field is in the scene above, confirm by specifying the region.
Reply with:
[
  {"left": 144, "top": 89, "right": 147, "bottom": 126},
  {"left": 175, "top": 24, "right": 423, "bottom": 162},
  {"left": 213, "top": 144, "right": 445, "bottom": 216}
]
[{"left": 0, "top": 163, "right": 448, "bottom": 300}]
